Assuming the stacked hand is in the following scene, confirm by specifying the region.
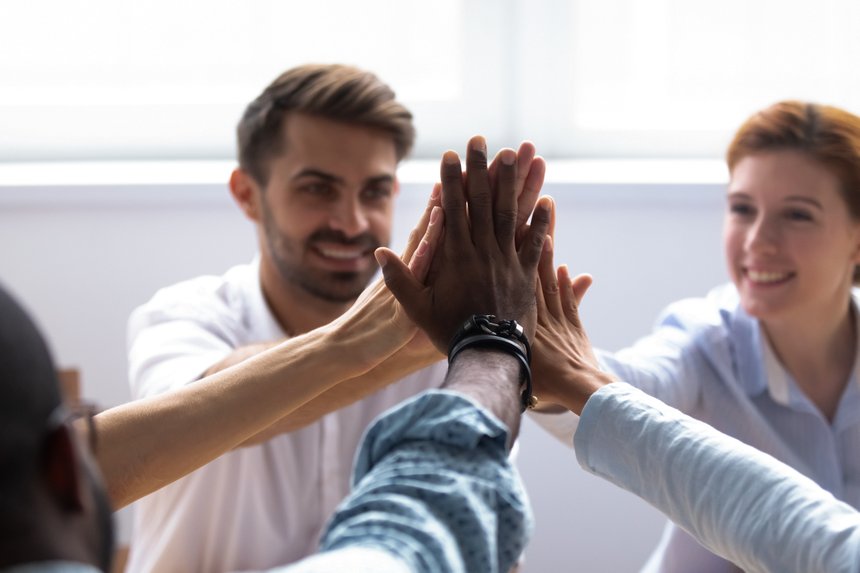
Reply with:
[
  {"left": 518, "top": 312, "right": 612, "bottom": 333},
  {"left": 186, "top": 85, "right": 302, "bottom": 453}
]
[
  {"left": 376, "top": 136, "right": 551, "bottom": 352},
  {"left": 532, "top": 223, "right": 615, "bottom": 415}
]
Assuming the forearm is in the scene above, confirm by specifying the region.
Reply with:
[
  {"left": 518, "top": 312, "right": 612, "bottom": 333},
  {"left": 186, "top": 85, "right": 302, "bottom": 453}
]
[
  {"left": 202, "top": 341, "right": 280, "bottom": 377},
  {"left": 246, "top": 337, "right": 443, "bottom": 438},
  {"left": 576, "top": 384, "right": 860, "bottom": 573},
  {"left": 443, "top": 348, "right": 524, "bottom": 448},
  {"left": 98, "top": 325, "right": 374, "bottom": 509}
]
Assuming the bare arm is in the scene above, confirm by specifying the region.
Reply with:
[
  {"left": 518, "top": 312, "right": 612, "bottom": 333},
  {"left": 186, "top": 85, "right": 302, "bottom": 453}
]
[
  {"left": 99, "top": 326, "right": 350, "bottom": 508},
  {"left": 202, "top": 341, "right": 280, "bottom": 378},
  {"left": 235, "top": 143, "right": 548, "bottom": 444},
  {"left": 98, "top": 198, "right": 445, "bottom": 508}
]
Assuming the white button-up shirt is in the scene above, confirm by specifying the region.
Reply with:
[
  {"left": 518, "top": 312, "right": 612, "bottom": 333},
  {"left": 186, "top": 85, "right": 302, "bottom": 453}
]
[
  {"left": 125, "top": 258, "right": 447, "bottom": 573},
  {"left": 534, "top": 283, "right": 860, "bottom": 572},
  {"left": 609, "top": 284, "right": 860, "bottom": 572}
]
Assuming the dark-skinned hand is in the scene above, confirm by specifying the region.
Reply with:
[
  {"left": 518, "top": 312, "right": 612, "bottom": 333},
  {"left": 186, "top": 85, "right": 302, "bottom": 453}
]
[{"left": 375, "top": 136, "right": 551, "bottom": 353}]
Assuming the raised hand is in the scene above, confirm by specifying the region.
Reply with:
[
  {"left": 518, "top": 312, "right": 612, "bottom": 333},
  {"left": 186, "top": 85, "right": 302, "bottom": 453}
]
[
  {"left": 532, "top": 225, "right": 615, "bottom": 414},
  {"left": 327, "top": 186, "right": 444, "bottom": 371},
  {"left": 376, "top": 136, "right": 551, "bottom": 353},
  {"left": 489, "top": 141, "right": 547, "bottom": 236}
]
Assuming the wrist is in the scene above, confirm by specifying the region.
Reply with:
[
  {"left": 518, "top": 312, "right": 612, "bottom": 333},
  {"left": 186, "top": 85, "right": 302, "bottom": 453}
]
[
  {"left": 319, "top": 320, "right": 404, "bottom": 376},
  {"left": 559, "top": 368, "right": 616, "bottom": 416},
  {"left": 447, "top": 314, "right": 535, "bottom": 413},
  {"left": 444, "top": 348, "right": 524, "bottom": 446}
]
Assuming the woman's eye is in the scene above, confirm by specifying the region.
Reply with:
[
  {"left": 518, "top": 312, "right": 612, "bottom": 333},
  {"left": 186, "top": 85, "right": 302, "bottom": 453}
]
[
  {"left": 729, "top": 203, "right": 754, "bottom": 216},
  {"left": 786, "top": 209, "right": 813, "bottom": 222}
]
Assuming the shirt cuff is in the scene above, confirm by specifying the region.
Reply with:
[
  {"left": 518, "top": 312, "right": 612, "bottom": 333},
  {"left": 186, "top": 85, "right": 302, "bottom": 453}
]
[{"left": 352, "top": 389, "right": 511, "bottom": 485}]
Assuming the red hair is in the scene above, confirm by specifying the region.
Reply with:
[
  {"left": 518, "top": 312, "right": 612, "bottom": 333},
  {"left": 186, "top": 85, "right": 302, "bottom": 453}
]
[
  {"left": 727, "top": 101, "right": 860, "bottom": 282},
  {"left": 727, "top": 100, "right": 860, "bottom": 220}
]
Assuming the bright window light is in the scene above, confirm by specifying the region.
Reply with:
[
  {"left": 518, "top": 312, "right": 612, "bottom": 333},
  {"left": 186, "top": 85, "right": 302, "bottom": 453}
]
[{"left": 2, "top": 0, "right": 859, "bottom": 161}]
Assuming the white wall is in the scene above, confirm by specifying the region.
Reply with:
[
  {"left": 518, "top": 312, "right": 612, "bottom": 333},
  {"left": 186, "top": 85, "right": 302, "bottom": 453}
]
[{"left": 0, "top": 168, "right": 728, "bottom": 571}]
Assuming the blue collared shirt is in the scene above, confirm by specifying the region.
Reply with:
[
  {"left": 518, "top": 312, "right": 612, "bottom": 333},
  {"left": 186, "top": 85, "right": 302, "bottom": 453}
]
[
  {"left": 596, "top": 284, "right": 860, "bottom": 572},
  {"left": 269, "top": 390, "right": 532, "bottom": 573}
]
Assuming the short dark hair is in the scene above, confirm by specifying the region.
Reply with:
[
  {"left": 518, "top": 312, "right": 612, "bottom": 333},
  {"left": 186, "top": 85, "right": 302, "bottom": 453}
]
[
  {"left": 0, "top": 284, "right": 61, "bottom": 498},
  {"left": 237, "top": 64, "right": 416, "bottom": 186}
]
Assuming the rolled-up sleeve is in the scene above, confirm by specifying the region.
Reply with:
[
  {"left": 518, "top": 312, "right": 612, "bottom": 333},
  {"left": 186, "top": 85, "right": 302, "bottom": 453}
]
[{"left": 318, "top": 390, "right": 533, "bottom": 573}]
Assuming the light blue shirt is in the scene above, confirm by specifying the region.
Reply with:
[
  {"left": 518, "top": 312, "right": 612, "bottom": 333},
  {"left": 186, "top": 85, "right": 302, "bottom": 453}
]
[
  {"left": 598, "top": 284, "right": 860, "bottom": 572},
  {"left": 269, "top": 390, "right": 532, "bottom": 573},
  {"left": 576, "top": 382, "right": 860, "bottom": 573}
]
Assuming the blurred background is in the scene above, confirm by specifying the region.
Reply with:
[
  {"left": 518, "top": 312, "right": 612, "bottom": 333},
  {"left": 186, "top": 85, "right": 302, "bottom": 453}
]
[{"left": 2, "top": 0, "right": 858, "bottom": 570}]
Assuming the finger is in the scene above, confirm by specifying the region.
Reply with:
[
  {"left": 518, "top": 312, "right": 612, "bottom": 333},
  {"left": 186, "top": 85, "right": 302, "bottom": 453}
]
[
  {"left": 537, "top": 235, "right": 563, "bottom": 318},
  {"left": 440, "top": 151, "right": 470, "bottom": 247},
  {"left": 493, "top": 148, "right": 518, "bottom": 248},
  {"left": 519, "top": 196, "right": 553, "bottom": 270},
  {"left": 515, "top": 141, "right": 536, "bottom": 199},
  {"left": 488, "top": 149, "right": 501, "bottom": 191},
  {"left": 464, "top": 136, "right": 494, "bottom": 245},
  {"left": 489, "top": 142, "right": 532, "bottom": 200},
  {"left": 408, "top": 206, "right": 444, "bottom": 282},
  {"left": 402, "top": 183, "right": 442, "bottom": 263},
  {"left": 557, "top": 264, "right": 584, "bottom": 328},
  {"left": 376, "top": 248, "right": 428, "bottom": 324},
  {"left": 570, "top": 271, "right": 593, "bottom": 307},
  {"left": 516, "top": 155, "right": 546, "bottom": 231}
]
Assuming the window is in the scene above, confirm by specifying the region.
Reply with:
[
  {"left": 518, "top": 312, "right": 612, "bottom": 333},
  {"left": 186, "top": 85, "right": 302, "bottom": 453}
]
[{"left": 2, "top": 0, "right": 858, "bottom": 161}]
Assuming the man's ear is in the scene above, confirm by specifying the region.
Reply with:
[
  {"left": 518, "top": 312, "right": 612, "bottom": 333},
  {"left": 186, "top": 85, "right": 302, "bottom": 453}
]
[
  {"left": 42, "top": 425, "right": 86, "bottom": 512},
  {"left": 229, "top": 168, "right": 263, "bottom": 223}
]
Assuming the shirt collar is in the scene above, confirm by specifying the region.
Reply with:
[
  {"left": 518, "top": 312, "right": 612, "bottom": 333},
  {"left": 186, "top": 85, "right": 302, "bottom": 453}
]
[
  {"left": 242, "top": 254, "right": 286, "bottom": 341},
  {"left": 751, "top": 291, "right": 860, "bottom": 418},
  {"left": 725, "top": 300, "right": 769, "bottom": 397}
]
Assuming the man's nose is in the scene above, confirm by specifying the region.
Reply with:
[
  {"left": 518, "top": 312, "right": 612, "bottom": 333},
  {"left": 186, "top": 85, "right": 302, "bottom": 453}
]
[{"left": 328, "top": 198, "right": 369, "bottom": 238}]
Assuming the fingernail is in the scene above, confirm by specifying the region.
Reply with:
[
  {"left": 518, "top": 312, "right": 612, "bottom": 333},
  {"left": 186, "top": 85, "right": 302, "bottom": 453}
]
[
  {"left": 415, "top": 239, "right": 428, "bottom": 258},
  {"left": 471, "top": 136, "right": 487, "bottom": 152},
  {"left": 430, "top": 184, "right": 441, "bottom": 200},
  {"left": 374, "top": 250, "right": 387, "bottom": 268},
  {"left": 429, "top": 206, "right": 441, "bottom": 224},
  {"left": 500, "top": 149, "right": 515, "bottom": 166},
  {"left": 443, "top": 151, "right": 459, "bottom": 165}
]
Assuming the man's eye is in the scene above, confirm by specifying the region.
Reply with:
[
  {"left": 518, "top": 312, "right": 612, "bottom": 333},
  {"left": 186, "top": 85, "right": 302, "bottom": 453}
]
[
  {"left": 363, "top": 187, "right": 392, "bottom": 201},
  {"left": 301, "top": 183, "right": 334, "bottom": 197}
]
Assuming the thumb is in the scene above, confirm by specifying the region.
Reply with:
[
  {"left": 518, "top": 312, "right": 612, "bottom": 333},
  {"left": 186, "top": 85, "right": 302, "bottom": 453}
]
[{"left": 376, "top": 248, "right": 427, "bottom": 321}]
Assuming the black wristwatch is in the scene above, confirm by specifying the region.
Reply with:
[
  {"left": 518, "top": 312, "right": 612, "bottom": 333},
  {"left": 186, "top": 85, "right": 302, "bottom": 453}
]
[{"left": 447, "top": 314, "right": 536, "bottom": 412}]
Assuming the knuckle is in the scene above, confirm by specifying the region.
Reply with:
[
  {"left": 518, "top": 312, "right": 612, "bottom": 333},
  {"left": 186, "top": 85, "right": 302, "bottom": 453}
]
[
  {"left": 495, "top": 208, "right": 517, "bottom": 227},
  {"left": 469, "top": 151, "right": 488, "bottom": 170},
  {"left": 529, "top": 230, "right": 545, "bottom": 250}
]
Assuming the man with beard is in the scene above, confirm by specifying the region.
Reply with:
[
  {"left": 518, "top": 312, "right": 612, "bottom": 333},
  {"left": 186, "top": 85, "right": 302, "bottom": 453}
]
[{"left": 124, "top": 64, "right": 544, "bottom": 572}]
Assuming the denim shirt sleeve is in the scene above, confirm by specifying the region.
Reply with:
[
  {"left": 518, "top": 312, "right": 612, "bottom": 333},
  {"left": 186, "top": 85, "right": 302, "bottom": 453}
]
[
  {"left": 575, "top": 383, "right": 860, "bottom": 573},
  {"left": 317, "top": 390, "right": 533, "bottom": 573}
]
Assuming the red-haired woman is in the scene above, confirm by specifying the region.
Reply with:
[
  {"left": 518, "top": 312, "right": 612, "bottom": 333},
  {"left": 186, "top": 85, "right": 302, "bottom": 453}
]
[{"left": 534, "top": 101, "right": 860, "bottom": 572}]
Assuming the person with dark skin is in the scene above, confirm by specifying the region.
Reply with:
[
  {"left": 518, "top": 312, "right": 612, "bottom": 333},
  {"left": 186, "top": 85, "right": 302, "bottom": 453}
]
[
  {"left": 0, "top": 136, "right": 547, "bottom": 573},
  {"left": 5, "top": 134, "right": 860, "bottom": 572}
]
